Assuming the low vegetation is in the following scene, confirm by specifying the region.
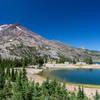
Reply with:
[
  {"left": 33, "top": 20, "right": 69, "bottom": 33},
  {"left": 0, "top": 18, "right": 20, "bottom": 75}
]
[{"left": 56, "top": 56, "right": 93, "bottom": 64}]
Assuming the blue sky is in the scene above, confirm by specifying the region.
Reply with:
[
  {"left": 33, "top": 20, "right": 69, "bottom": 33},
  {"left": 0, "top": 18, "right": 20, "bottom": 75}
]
[{"left": 0, "top": 0, "right": 100, "bottom": 50}]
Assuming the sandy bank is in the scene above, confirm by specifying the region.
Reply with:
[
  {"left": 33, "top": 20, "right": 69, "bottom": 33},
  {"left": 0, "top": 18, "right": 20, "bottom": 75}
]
[
  {"left": 15, "top": 64, "right": 100, "bottom": 100},
  {"left": 25, "top": 65, "right": 100, "bottom": 100},
  {"left": 45, "top": 63, "right": 100, "bottom": 69}
]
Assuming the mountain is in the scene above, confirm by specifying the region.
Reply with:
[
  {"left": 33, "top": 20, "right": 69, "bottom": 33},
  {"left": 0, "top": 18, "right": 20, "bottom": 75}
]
[{"left": 0, "top": 23, "right": 100, "bottom": 62}]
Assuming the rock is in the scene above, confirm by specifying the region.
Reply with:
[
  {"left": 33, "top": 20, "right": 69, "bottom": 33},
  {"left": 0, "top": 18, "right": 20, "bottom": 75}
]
[{"left": 0, "top": 23, "right": 100, "bottom": 61}]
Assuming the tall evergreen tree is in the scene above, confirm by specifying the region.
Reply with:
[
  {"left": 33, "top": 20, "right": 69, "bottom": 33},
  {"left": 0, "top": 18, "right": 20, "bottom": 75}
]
[
  {"left": 94, "top": 91, "right": 100, "bottom": 100},
  {"left": 77, "top": 87, "right": 85, "bottom": 100},
  {"left": 0, "top": 67, "right": 5, "bottom": 90}
]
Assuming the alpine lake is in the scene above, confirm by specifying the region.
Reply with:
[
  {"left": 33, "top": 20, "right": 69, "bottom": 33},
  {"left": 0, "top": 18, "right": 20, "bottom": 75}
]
[{"left": 40, "top": 68, "right": 100, "bottom": 85}]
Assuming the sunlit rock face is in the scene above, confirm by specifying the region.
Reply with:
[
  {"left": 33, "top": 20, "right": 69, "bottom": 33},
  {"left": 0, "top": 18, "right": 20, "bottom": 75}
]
[{"left": 0, "top": 23, "right": 100, "bottom": 61}]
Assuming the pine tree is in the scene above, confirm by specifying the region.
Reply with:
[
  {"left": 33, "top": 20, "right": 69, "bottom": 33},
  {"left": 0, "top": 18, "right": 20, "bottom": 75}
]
[
  {"left": 0, "top": 90, "right": 3, "bottom": 100},
  {"left": 11, "top": 92, "right": 23, "bottom": 100},
  {"left": 61, "top": 83, "right": 67, "bottom": 100},
  {"left": 11, "top": 68, "right": 15, "bottom": 82},
  {"left": 0, "top": 67, "right": 5, "bottom": 90},
  {"left": 14, "top": 69, "right": 18, "bottom": 81},
  {"left": 21, "top": 67, "right": 27, "bottom": 82},
  {"left": 77, "top": 87, "right": 85, "bottom": 100},
  {"left": 3, "top": 78, "right": 12, "bottom": 99},
  {"left": 94, "top": 90, "right": 100, "bottom": 100}
]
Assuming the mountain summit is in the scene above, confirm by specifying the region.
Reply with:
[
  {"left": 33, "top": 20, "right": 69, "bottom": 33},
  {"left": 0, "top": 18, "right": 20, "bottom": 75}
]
[{"left": 0, "top": 23, "right": 100, "bottom": 61}]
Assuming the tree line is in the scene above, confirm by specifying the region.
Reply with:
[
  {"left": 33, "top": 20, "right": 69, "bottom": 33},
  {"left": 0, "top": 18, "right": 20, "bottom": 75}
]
[
  {"left": 56, "top": 57, "right": 93, "bottom": 64},
  {"left": 0, "top": 56, "right": 93, "bottom": 69},
  {"left": 0, "top": 56, "right": 46, "bottom": 69}
]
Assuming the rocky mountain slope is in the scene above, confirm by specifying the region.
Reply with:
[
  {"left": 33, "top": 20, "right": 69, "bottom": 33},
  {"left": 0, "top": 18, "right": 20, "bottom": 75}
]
[{"left": 0, "top": 23, "right": 100, "bottom": 61}]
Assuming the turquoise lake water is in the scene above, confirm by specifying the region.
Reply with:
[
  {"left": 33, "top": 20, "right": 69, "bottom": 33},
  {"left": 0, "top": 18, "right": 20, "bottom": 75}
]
[{"left": 50, "top": 69, "right": 100, "bottom": 85}]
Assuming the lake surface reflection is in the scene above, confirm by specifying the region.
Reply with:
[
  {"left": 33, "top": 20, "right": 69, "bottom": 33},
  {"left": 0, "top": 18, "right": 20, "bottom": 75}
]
[{"left": 49, "top": 69, "right": 100, "bottom": 85}]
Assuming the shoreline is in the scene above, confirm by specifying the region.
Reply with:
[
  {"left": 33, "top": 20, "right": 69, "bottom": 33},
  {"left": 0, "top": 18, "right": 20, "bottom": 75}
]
[
  {"left": 26, "top": 63, "right": 100, "bottom": 88},
  {"left": 37, "top": 66, "right": 100, "bottom": 88},
  {"left": 25, "top": 64, "right": 100, "bottom": 100},
  {"left": 44, "top": 63, "right": 100, "bottom": 69}
]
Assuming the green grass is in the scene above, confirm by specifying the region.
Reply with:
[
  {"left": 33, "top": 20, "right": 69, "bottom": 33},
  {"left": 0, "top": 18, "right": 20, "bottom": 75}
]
[
  {"left": 75, "top": 64, "right": 83, "bottom": 68},
  {"left": 65, "top": 82, "right": 100, "bottom": 88}
]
